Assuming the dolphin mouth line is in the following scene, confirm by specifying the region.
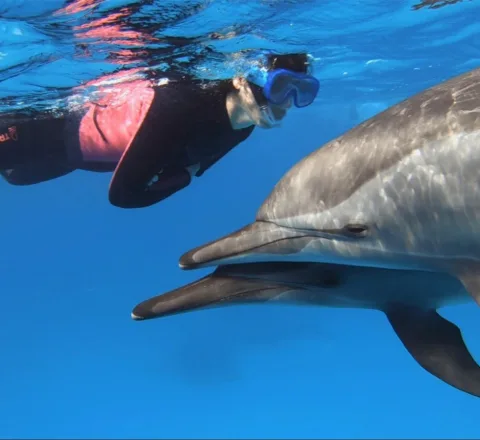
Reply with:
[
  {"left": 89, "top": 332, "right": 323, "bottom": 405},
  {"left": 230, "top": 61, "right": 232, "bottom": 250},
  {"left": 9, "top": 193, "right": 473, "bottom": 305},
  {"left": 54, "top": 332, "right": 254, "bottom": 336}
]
[
  {"left": 225, "top": 227, "right": 312, "bottom": 254},
  {"left": 256, "top": 222, "right": 480, "bottom": 266},
  {"left": 179, "top": 220, "right": 370, "bottom": 270},
  {"left": 259, "top": 220, "right": 366, "bottom": 242},
  {"left": 179, "top": 221, "right": 314, "bottom": 269}
]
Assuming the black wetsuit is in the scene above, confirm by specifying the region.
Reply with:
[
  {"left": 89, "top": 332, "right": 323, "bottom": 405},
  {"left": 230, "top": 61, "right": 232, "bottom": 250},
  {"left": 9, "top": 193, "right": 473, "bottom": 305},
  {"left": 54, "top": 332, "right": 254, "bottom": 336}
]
[{"left": 0, "top": 78, "right": 254, "bottom": 208}]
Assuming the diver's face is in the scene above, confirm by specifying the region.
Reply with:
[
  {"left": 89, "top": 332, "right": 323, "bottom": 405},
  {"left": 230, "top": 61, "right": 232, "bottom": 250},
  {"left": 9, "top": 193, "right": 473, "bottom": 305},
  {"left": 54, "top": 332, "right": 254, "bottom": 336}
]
[
  {"left": 269, "top": 97, "right": 292, "bottom": 120},
  {"left": 233, "top": 77, "right": 289, "bottom": 128}
]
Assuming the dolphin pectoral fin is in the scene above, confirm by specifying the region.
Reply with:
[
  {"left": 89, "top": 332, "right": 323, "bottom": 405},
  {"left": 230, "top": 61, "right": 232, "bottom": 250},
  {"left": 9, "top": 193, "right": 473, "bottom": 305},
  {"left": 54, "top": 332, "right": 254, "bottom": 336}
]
[
  {"left": 385, "top": 305, "right": 480, "bottom": 398},
  {"left": 131, "top": 269, "right": 290, "bottom": 321},
  {"left": 179, "top": 221, "right": 309, "bottom": 270},
  {"left": 454, "top": 267, "right": 480, "bottom": 307}
]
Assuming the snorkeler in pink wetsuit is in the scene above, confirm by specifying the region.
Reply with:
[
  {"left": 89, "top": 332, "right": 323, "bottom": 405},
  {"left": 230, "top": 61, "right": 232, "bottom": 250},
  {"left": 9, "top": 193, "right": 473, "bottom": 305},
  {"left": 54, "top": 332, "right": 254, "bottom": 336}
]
[{"left": 0, "top": 53, "right": 320, "bottom": 208}]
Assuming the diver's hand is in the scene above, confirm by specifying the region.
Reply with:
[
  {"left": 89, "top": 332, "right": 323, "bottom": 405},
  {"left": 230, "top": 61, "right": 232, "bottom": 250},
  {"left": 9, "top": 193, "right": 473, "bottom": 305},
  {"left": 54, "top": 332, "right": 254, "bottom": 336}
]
[{"left": 146, "top": 167, "right": 191, "bottom": 193}]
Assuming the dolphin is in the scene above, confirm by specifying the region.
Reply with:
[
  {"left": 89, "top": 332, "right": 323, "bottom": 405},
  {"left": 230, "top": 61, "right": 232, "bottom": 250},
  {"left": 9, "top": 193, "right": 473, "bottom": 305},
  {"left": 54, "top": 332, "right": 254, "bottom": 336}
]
[
  {"left": 132, "top": 261, "right": 480, "bottom": 398},
  {"left": 178, "top": 67, "right": 480, "bottom": 307}
]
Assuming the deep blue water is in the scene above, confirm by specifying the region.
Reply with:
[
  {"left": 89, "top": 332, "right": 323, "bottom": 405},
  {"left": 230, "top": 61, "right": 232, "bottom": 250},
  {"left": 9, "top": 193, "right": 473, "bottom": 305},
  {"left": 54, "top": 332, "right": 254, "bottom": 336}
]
[{"left": 1, "top": 0, "right": 480, "bottom": 438}]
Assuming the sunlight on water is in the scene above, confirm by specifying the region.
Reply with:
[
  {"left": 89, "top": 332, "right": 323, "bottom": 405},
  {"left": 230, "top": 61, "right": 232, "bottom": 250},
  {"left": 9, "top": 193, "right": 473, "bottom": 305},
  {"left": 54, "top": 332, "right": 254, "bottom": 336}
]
[{"left": 0, "top": 0, "right": 479, "bottom": 113}]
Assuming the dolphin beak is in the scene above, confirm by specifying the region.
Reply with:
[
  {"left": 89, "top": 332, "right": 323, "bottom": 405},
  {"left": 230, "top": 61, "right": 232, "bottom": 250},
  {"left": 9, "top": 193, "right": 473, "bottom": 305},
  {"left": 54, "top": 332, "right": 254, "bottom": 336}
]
[
  {"left": 131, "top": 268, "right": 292, "bottom": 321},
  {"left": 178, "top": 221, "right": 310, "bottom": 270}
]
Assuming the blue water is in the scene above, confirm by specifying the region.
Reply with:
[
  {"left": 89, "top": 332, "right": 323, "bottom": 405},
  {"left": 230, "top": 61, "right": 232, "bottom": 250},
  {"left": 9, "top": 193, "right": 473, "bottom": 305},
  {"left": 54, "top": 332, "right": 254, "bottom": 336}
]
[{"left": 1, "top": 0, "right": 480, "bottom": 438}]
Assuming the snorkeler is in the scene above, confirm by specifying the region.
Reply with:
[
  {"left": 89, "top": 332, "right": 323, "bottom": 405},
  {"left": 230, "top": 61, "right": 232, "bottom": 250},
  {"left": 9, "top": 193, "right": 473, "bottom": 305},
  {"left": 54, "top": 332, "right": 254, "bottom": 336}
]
[{"left": 0, "top": 53, "right": 320, "bottom": 208}]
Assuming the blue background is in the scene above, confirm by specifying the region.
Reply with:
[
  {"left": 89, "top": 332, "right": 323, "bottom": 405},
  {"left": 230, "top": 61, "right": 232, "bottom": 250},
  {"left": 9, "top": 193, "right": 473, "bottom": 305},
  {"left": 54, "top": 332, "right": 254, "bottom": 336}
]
[{"left": 1, "top": 0, "right": 480, "bottom": 438}]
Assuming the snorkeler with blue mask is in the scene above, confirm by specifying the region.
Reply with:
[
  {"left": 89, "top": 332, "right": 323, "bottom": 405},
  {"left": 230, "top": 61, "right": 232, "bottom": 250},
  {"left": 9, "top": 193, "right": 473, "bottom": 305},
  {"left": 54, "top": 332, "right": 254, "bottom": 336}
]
[
  {"left": 0, "top": 52, "right": 319, "bottom": 208},
  {"left": 229, "top": 52, "right": 320, "bottom": 128}
]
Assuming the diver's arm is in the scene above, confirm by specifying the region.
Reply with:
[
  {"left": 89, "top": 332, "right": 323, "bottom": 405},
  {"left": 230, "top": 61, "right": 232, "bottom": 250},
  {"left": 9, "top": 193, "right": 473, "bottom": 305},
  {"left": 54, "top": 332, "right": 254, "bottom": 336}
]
[
  {"left": 108, "top": 84, "right": 195, "bottom": 209},
  {"left": 109, "top": 164, "right": 192, "bottom": 209},
  {"left": 195, "top": 122, "right": 255, "bottom": 177}
]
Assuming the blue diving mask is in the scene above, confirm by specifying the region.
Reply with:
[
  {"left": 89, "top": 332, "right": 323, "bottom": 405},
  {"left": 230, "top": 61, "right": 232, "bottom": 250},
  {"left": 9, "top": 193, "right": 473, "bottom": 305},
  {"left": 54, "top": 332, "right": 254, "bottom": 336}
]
[{"left": 262, "top": 68, "right": 320, "bottom": 108}]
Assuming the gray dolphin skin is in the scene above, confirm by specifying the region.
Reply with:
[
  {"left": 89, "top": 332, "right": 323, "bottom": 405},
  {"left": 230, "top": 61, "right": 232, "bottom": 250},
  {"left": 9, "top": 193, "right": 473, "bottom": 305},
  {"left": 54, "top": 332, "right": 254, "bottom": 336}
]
[
  {"left": 132, "top": 261, "right": 480, "bottom": 397},
  {"left": 178, "top": 66, "right": 480, "bottom": 307}
]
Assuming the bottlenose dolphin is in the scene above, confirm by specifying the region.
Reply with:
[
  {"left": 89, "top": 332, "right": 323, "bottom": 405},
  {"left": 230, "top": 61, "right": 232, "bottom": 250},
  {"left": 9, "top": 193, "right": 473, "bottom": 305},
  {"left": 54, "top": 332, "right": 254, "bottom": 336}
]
[
  {"left": 179, "top": 67, "right": 480, "bottom": 307},
  {"left": 132, "top": 261, "right": 480, "bottom": 398}
]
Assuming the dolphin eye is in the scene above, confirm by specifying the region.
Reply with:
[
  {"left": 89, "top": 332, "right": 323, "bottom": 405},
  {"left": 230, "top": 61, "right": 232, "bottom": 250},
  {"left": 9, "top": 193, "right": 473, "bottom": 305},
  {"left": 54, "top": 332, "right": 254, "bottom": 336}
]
[{"left": 343, "top": 224, "right": 369, "bottom": 238}]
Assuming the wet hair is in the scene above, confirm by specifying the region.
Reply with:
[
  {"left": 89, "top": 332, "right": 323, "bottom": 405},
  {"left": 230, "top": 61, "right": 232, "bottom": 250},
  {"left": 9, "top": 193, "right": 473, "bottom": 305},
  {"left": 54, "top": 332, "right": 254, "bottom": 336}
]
[{"left": 266, "top": 53, "right": 309, "bottom": 74}]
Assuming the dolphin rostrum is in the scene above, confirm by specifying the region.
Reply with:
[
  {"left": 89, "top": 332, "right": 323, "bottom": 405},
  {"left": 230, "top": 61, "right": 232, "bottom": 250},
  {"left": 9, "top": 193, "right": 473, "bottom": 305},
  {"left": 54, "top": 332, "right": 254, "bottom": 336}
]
[
  {"left": 132, "top": 261, "right": 480, "bottom": 398},
  {"left": 178, "top": 67, "right": 480, "bottom": 307}
]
